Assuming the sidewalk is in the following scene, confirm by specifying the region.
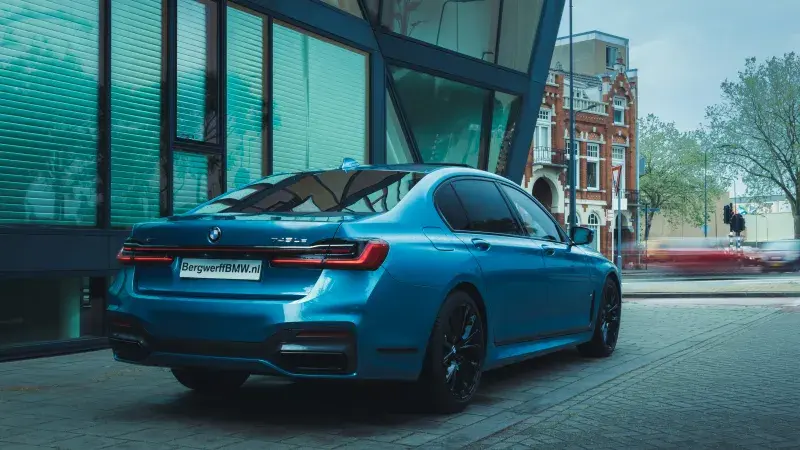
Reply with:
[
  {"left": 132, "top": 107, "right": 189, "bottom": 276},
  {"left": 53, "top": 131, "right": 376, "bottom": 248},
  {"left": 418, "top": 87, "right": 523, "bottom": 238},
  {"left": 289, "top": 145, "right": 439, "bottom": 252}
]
[{"left": 622, "top": 277, "right": 800, "bottom": 298}]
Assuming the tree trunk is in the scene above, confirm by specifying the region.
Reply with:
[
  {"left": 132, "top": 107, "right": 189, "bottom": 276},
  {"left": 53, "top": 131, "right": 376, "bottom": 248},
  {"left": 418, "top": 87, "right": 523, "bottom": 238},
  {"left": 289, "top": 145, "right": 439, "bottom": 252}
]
[{"left": 794, "top": 214, "right": 800, "bottom": 240}]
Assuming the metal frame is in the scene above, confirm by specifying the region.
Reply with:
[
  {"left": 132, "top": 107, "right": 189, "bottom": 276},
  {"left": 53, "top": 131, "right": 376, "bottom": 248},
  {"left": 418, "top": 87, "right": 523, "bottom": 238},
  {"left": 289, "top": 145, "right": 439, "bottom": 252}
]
[{"left": 0, "top": 0, "right": 565, "bottom": 274}]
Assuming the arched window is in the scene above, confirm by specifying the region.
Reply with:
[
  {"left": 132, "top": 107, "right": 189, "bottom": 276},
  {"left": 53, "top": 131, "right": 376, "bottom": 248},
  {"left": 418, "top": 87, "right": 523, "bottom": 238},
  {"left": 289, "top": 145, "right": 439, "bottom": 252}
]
[{"left": 588, "top": 213, "right": 601, "bottom": 252}]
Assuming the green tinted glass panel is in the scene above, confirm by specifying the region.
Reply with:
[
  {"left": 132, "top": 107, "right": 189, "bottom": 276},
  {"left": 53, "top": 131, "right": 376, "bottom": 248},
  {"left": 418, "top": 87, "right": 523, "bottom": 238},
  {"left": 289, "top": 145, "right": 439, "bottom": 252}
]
[
  {"left": 226, "top": 6, "right": 263, "bottom": 190},
  {"left": 177, "top": 0, "right": 209, "bottom": 141},
  {"left": 390, "top": 67, "right": 484, "bottom": 167},
  {"left": 0, "top": 1, "right": 98, "bottom": 225},
  {"left": 110, "top": 0, "right": 161, "bottom": 226},
  {"left": 272, "top": 24, "right": 367, "bottom": 172},
  {"left": 488, "top": 92, "right": 520, "bottom": 175},
  {"left": 386, "top": 90, "right": 414, "bottom": 164},
  {"left": 173, "top": 152, "right": 208, "bottom": 214}
]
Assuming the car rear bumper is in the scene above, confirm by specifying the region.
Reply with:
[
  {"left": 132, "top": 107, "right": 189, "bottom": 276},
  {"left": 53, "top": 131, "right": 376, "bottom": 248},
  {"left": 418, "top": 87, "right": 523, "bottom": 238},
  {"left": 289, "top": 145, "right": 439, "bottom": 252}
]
[{"left": 107, "top": 267, "right": 443, "bottom": 381}]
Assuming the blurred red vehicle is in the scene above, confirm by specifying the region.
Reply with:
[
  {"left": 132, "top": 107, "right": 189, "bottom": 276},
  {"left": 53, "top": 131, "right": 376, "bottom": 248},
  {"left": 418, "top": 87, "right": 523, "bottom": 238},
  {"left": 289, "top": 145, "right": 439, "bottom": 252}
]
[{"left": 646, "top": 238, "right": 739, "bottom": 272}]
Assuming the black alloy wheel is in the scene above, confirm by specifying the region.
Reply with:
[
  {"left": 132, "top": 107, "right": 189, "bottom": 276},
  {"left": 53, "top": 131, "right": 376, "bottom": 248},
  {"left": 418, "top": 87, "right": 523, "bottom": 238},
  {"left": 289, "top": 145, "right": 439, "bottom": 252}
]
[
  {"left": 422, "top": 290, "right": 485, "bottom": 414},
  {"left": 578, "top": 278, "right": 621, "bottom": 357}
]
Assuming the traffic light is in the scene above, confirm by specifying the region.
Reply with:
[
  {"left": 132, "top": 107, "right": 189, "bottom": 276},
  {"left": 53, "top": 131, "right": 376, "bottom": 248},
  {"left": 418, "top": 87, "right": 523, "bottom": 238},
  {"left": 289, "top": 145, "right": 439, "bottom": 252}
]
[
  {"left": 723, "top": 203, "right": 732, "bottom": 224},
  {"left": 730, "top": 213, "right": 746, "bottom": 233}
]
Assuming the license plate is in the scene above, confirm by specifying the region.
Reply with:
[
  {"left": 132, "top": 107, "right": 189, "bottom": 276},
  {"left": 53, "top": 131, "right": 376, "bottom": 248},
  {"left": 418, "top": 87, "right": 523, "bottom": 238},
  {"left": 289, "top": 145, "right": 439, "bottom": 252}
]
[{"left": 179, "top": 258, "right": 262, "bottom": 281}]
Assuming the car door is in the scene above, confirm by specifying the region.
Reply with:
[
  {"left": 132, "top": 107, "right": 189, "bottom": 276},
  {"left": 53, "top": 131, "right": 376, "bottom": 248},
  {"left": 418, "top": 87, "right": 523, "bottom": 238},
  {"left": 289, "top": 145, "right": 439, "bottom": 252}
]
[
  {"left": 498, "top": 184, "right": 594, "bottom": 336},
  {"left": 438, "top": 179, "right": 549, "bottom": 345}
]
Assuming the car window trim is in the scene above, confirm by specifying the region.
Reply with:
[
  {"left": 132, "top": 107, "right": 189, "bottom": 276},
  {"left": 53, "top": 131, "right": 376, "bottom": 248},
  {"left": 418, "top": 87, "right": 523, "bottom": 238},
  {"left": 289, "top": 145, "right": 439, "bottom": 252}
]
[
  {"left": 496, "top": 181, "right": 568, "bottom": 244},
  {"left": 432, "top": 176, "right": 527, "bottom": 240}
]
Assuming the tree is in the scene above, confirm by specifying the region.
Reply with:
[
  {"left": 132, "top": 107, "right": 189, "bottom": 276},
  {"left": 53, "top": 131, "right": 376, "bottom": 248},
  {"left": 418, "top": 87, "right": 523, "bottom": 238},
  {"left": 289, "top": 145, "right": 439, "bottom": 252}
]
[
  {"left": 705, "top": 53, "right": 800, "bottom": 238},
  {"left": 638, "top": 114, "right": 725, "bottom": 239}
]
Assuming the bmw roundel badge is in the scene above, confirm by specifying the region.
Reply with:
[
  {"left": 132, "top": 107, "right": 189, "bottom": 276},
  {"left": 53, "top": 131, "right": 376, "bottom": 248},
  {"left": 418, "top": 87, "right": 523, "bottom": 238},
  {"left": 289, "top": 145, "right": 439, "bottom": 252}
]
[{"left": 208, "top": 226, "right": 222, "bottom": 243}]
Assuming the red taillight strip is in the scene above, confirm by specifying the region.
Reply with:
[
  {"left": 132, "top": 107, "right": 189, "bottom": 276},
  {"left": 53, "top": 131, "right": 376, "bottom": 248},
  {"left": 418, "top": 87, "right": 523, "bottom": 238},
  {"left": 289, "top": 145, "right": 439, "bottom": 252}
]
[
  {"left": 123, "top": 244, "right": 354, "bottom": 255},
  {"left": 271, "top": 240, "right": 389, "bottom": 271},
  {"left": 116, "top": 248, "right": 174, "bottom": 265}
]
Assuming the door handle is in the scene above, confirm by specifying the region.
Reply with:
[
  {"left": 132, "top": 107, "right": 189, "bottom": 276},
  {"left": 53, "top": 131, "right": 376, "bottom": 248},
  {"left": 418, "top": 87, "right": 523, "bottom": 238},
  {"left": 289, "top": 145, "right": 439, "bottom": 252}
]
[
  {"left": 542, "top": 245, "right": 556, "bottom": 256},
  {"left": 471, "top": 238, "right": 491, "bottom": 251}
]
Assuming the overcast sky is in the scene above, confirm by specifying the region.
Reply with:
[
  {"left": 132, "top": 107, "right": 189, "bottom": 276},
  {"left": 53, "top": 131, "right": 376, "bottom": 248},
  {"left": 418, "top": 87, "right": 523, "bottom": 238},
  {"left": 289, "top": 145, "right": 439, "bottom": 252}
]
[{"left": 557, "top": 0, "right": 800, "bottom": 132}]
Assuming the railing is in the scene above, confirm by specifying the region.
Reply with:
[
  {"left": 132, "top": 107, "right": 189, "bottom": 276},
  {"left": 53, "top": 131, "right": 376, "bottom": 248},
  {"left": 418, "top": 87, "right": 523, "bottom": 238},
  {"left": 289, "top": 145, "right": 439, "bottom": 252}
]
[
  {"left": 624, "top": 189, "right": 640, "bottom": 205},
  {"left": 532, "top": 147, "right": 567, "bottom": 166},
  {"left": 564, "top": 97, "right": 607, "bottom": 115}
]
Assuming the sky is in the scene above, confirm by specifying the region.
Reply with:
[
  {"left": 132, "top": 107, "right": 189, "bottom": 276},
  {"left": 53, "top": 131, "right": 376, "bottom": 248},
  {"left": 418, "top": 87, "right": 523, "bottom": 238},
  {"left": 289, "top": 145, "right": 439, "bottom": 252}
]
[{"left": 557, "top": 0, "right": 800, "bottom": 132}]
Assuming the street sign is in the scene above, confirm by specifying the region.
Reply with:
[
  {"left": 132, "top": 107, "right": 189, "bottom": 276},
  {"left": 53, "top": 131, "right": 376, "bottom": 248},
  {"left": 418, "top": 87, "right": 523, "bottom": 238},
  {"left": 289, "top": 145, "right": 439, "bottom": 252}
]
[{"left": 647, "top": 207, "right": 660, "bottom": 212}]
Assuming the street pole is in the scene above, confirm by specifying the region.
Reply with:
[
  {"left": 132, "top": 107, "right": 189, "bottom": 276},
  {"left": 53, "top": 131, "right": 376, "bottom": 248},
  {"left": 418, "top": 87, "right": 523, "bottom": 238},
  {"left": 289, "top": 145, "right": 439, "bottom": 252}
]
[
  {"left": 703, "top": 148, "right": 708, "bottom": 238},
  {"left": 616, "top": 174, "right": 622, "bottom": 270},
  {"left": 568, "top": 0, "right": 577, "bottom": 231}
]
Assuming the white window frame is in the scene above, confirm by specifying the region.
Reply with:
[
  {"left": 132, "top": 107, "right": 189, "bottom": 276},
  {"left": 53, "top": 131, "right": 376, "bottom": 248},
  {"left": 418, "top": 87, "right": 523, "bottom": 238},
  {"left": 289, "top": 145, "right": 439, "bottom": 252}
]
[
  {"left": 613, "top": 97, "right": 625, "bottom": 125},
  {"left": 587, "top": 213, "right": 601, "bottom": 252},
  {"left": 612, "top": 145, "right": 626, "bottom": 193},
  {"left": 566, "top": 140, "right": 580, "bottom": 190},
  {"left": 585, "top": 143, "right": 600, "bottom": 191}
]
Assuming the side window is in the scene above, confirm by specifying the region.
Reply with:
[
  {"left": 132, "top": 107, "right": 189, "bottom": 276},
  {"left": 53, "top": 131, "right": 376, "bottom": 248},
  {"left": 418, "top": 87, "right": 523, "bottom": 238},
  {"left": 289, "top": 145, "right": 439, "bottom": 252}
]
[
  {"left": 500, "top": 185, "right": 561, "bottom": 242},
  {"left": 451, "top": 180, "right": 521, "bottom": 235},
  {"left": 434, "top": 184, "right": 470, "bottom": 230}
]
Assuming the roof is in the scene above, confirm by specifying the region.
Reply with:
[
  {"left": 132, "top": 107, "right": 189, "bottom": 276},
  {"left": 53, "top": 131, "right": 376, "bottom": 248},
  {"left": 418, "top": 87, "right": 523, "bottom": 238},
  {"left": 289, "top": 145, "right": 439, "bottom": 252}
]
[{"left": 555, "top": 30, "right": 629, "bottom": 47}]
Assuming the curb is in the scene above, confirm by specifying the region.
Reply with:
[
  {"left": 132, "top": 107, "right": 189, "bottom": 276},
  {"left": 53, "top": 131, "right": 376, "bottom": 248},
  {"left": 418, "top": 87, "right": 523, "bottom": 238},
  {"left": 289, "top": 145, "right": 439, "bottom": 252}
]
[{"left": 623, "top": 292, "right": 798, "bottom": 299}]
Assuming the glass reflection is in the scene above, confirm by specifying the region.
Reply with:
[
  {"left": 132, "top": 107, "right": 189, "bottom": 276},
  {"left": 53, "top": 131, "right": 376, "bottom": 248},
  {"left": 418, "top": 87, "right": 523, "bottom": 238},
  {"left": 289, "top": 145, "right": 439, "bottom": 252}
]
[
  {"left": 381, "top": 0, "right": 500, "bottom": 62},
  {"left": 390, "top": 67, "right": 486, "bottom": 167},
  {"left": 488, "top": 92, "right": 521, "bottom": 174},
  {"left": 496, "top": 0, "right": 544, "bottom": 72},
  {"left": 319, "top": 0, "right": 364, "bottom": 18},
  {"left": 386, "top": 89, "right": 415, "bottom": 164}
]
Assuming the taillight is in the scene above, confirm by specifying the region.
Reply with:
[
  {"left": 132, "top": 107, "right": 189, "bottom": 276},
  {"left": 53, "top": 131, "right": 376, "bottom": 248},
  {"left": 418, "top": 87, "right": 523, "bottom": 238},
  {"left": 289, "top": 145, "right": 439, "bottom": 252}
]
[
  {"left": 116, "top": 246, "right": 174, "bottom": 265},
  {"left": 271, "top": 239, "right": 389, "bottom": 271}
]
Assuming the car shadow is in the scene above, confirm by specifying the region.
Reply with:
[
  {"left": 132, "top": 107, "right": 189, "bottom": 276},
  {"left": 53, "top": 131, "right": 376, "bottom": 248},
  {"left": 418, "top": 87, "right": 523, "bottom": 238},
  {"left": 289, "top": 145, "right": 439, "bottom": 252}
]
[{"left": 105, "top": 348, "right": 591, "bottom": 432}]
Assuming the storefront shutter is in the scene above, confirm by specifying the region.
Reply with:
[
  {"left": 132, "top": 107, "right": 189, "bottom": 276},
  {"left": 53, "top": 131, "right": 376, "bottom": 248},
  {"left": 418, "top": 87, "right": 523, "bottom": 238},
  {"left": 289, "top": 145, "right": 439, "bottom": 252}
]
[
  {"left": 0, "top": 0, "right": 98, "bottom": 225},
  {"left": 173, "top": 152, "right": 208, "bottom": 214},
  {"left": 226, "top": 6, "right": 264, "bottom": 190},
  {"left": 110, "top": 0, "right": 161, "bottom": 227},
  {"left": 176, "top": 0, "right": 207, "bottom": 141},
  {"left": 272, "top": 23, "right": 366, "bottom": 173}
]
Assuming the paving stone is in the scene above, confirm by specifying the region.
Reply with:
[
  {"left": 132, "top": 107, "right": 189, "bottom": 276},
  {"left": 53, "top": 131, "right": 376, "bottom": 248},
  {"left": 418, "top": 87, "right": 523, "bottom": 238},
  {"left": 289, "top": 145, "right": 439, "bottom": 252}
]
[{"left": 0, "top": 304, "right": 797, "bottom": 449}]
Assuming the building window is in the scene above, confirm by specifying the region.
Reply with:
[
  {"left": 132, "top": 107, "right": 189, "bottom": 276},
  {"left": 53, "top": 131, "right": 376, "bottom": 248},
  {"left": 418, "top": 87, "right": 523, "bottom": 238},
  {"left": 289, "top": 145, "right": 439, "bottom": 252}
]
[
  {"left": 538, "top": 108, "right": 551, "bottom": 121},
  {"left": 612, "top": 145, "right": 626, "bottom": 193},
  {"left": 587, "top": 213, "right": 601, "bottom": 252},
  {"left": 380, "top": 0, "right": 502, "bottom": 64},
  {"left": 0, "top": 277, "right": 101, "bottom": 348},
  {"left": 566, "top": 140, "right": 580, "bottom": 190},
  {"left": 386, "top": 89, "right": 414, "bottom": 164},
  {"left": 0, "top": 0, "right": 99, "bottom": 226},
  {"left": 176, "top": 0, "right": 220, "bottom": 143},
  {"left": 606, "top": 46, "right": 619, "bottom": 68},
  {"left": 319, "top": 0, "right": 365, "bottom": 18},
  {"left": 173, "top": 152, "right": 209, "bottom": 214},
  {"left": 110, "top": 0, "right": 162, "bottom": 227},
  {"left": 226, "top": 5, "right": 266, "bottom": 190},
  {"left": 489, "top": 92, "right": 522, "bottom": 174},
  {"left": 586, "top": 143, "right": 600, "bottom": 190},
  {"left": 272, "top": 22, "right": 368, "bottom": 172},
  {"left": 613, "top": 97, "right": 625, "bottom": 125},
  {"left": 391, "top": 67, "right": 485, "bottom": 167}
]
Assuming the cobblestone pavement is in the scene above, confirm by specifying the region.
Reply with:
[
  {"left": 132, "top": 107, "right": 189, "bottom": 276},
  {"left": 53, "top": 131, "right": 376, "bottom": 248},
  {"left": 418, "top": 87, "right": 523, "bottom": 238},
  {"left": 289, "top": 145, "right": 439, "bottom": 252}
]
[{"left": 0, "top": 303, "right": 796, "bottom": 449}]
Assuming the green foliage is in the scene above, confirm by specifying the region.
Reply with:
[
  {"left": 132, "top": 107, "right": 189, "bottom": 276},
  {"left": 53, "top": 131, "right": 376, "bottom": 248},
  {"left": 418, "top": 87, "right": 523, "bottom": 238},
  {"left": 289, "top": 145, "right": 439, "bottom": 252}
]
[
  {"left": 639, "top": 114, "right": 725, "bottom": 237},
  {"left": 704, "top": 52, "right": 800, "bottom": 236}
]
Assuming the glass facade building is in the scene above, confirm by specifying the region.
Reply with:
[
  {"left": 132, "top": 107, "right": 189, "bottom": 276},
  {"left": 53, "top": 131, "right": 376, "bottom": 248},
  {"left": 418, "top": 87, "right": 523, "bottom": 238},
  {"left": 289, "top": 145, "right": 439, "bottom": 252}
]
[{"left": 0, "top": 0, "right": 564, "bottom": 359}]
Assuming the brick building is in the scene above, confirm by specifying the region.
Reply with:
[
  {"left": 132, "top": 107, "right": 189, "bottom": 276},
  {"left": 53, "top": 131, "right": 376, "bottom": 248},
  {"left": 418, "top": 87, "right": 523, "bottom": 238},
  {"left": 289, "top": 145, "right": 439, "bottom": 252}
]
[{"left": 521, "top": 61, "right": 639, "bottom": 259}]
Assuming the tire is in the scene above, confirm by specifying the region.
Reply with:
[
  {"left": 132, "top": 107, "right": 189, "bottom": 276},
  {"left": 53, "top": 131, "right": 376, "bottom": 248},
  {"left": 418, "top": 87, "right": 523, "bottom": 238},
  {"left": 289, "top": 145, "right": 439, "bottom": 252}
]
[
  {"left": 419, "top": 290, "right": 486, "bottom": 414},
  {"left": 171, "top": 368, "right": 250, "bottom": 393},
  {"left": 578, "top": 278, "right": 621, "bottom": 358}
]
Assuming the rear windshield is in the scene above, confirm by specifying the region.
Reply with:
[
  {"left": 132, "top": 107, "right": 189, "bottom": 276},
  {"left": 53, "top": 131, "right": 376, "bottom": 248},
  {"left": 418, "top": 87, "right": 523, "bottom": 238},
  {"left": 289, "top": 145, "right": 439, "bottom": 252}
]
[{"left": 190, "top": 170, "right": 427, "bottom": 215}]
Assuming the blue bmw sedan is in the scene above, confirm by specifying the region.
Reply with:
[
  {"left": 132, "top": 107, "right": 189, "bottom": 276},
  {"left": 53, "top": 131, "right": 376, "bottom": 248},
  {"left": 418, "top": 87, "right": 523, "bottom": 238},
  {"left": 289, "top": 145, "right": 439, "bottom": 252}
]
[{"left": 108, "top": 163, "right": 621, "bottom": 413}]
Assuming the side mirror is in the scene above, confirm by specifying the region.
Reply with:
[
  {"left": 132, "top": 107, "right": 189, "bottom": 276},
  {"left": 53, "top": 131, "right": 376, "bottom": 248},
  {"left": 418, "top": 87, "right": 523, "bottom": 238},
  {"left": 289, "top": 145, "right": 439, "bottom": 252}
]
[{"left": 570, "top": 226, "right": 594, "bottom": 246}]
